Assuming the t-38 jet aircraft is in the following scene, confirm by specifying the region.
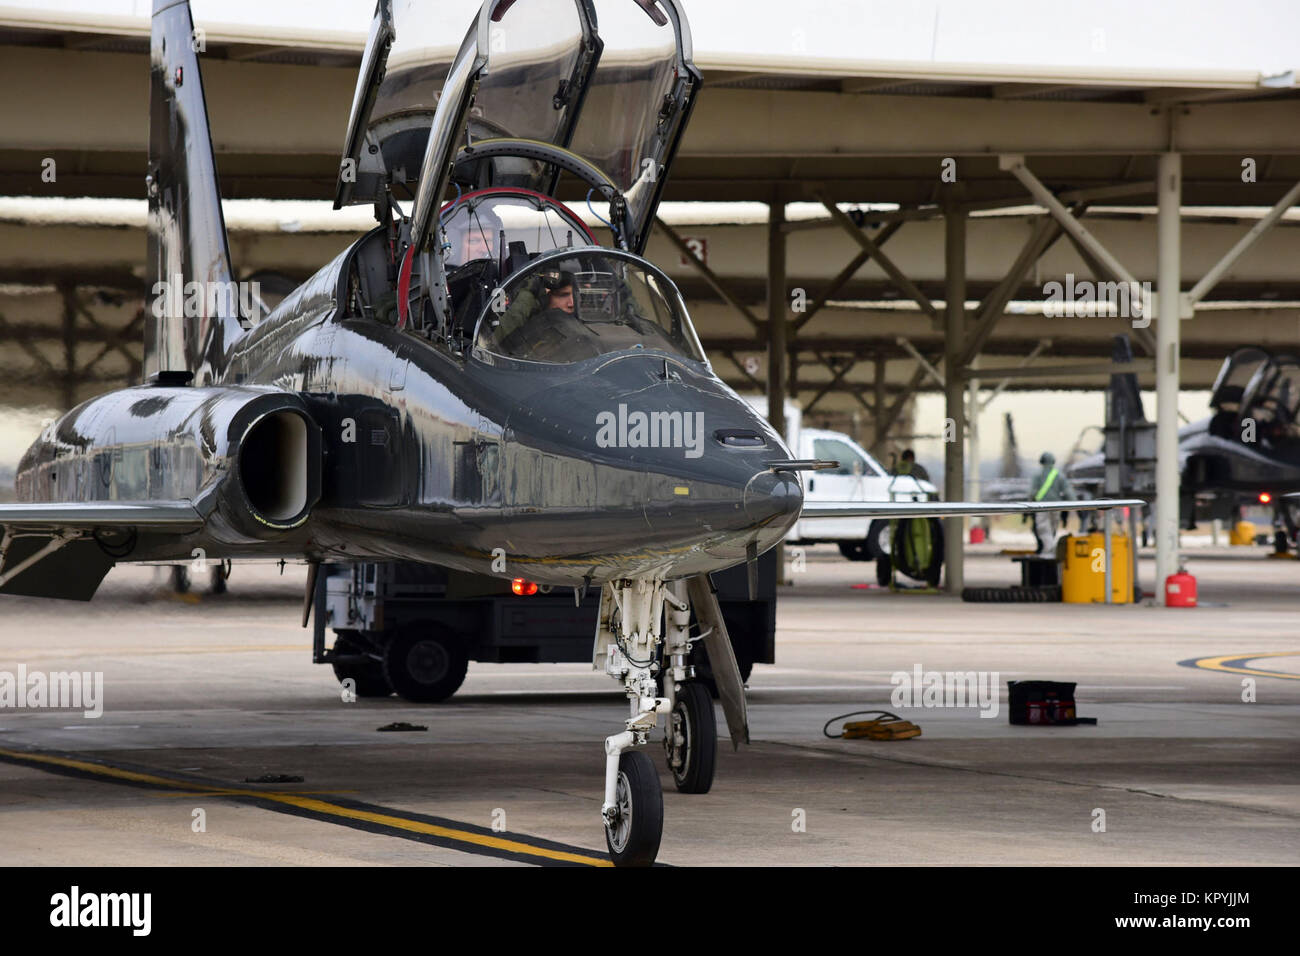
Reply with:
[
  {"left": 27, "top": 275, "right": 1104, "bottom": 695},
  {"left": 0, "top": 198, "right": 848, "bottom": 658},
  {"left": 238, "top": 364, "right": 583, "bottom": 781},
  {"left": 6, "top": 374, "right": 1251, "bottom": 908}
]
[
  {"left": 1071, "top": 343, "right": 1300, "bottom": 550},
  {"left": 0, "top": 0, "right": 1137, "bottom": 865}
]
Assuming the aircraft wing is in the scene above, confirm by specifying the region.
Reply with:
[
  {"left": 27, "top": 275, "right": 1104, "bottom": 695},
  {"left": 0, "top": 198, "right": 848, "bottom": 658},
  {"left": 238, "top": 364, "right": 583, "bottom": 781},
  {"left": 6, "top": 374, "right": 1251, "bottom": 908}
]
[
  {"left": 0, "top": 500, "right": 204, "bottom": 601},
  {"left": 800, "top": 498, "right": 1144, "bottom": 520}
]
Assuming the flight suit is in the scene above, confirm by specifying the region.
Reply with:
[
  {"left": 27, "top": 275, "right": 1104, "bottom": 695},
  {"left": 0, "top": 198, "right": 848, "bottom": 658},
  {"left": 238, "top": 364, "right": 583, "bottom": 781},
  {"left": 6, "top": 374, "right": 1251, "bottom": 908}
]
[{"left": 1030, "top": 454, "right": 1074, "bottom": 553}]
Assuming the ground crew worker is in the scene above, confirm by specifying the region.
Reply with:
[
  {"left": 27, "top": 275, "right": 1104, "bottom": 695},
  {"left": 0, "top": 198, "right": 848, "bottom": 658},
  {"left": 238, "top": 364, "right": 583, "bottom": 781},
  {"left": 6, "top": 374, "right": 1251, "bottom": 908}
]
[
  {"left": 1030, "top": 451, "right": 1073, "bottom": 553},
  {"left": 896, "top": 448, "right": 930, "bottom": 483}
]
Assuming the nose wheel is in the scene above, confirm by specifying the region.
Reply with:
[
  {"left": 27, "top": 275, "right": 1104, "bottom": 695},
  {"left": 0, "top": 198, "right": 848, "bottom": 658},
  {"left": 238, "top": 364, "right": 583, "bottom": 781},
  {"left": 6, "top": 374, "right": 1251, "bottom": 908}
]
[
  {"left": 664, "top": 681, "right": 716, "bottom": 793},
  {"left": 603, "top": 750, "right": 663, "bottom": 867}
]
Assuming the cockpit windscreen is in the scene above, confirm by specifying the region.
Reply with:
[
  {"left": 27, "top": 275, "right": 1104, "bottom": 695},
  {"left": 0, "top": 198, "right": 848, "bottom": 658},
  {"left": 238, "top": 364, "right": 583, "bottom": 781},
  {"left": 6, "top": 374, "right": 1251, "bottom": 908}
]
[{"left": 473, "top": 250, "right": 705, "bottom": 365}]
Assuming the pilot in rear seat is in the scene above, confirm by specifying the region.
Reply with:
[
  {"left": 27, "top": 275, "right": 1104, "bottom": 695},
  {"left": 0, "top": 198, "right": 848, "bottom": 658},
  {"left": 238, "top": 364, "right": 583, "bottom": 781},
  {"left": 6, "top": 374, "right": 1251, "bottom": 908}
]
[{"left": 376, "top": 206, "right": 502, "bottom": 326}]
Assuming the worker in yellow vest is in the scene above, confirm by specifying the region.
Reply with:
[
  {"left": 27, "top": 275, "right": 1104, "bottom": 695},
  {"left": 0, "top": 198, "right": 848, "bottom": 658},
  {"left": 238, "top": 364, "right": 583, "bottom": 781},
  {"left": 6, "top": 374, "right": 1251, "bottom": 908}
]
[{"left": 1030, "top": 451, "right": 1074, "bottom": 553}]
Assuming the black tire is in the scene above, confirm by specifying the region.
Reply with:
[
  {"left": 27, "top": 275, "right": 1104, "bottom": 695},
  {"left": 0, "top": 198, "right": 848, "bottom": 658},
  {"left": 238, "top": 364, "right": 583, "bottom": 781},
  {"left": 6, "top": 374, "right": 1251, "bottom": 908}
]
[
  {"left": 331, "top": 631, "right": 392, "bottom": 698},
  {"left": 210, "top": 565, "right": 228, "bottom": 595},
  {"left": 961, "top": 585, "right": 1061, "bottom": 603},
  {"left": 171, "top": 565, "right": 190, "bottom": 593},
  {"left": 664, "top": 682, "right": 716, "bottom": 794},
  {"left": 922, "top": 518, "right": 944, "bottom": 587},
  {"left": 876, "top": 554, "right": 892, "bottom": 587},
  {"left": 866, "top": 519, "right": 890, "bottom": 559},
  {"left": 838, "top": 540, "right": 870, "bottom": 561},
  {"left": 382, "top": 624, "right": 468, "bottom": 703},
  {"left": 604, "top": 750, "right": 663, "bottom": 867}
]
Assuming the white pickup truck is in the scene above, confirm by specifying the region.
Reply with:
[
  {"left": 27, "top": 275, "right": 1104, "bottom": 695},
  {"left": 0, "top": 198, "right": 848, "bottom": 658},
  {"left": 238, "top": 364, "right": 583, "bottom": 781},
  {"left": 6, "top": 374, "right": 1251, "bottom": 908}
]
[{"left": 743, "top": 397, "right": 940, "bottom": 577}]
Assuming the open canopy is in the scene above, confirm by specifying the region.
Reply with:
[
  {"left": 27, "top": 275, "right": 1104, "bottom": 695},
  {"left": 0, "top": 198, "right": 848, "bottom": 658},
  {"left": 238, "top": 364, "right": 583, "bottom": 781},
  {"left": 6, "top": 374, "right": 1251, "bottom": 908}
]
[
  {"left": 335, "top": 0, "right": 699, "bottom": 256},
  {"left": 1209, "top": 346, "right": 1271, "bottom": 413}
]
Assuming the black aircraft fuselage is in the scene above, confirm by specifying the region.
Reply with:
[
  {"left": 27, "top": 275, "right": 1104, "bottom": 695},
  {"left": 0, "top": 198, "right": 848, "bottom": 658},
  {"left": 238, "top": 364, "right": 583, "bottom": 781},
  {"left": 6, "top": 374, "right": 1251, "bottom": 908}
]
[
  {"left": 16, "top": 228, "right": 801, "bottom": 588},
  {"left": 1069, "top": 344, "right": 1300, "bottom": 514}
]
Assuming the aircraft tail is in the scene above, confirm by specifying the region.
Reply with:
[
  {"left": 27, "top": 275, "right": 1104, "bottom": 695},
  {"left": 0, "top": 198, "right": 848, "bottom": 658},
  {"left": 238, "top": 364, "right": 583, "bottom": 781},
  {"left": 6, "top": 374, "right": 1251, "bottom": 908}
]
[
  {"left": 1107, "top": 335, "right": 1148, "bottom": 426},
  {"left": 145, "top": 0, "right": 244, "bottom": 385},
  {"left": 1000, "top": 412, "right": 1021, "bottom": 478}
]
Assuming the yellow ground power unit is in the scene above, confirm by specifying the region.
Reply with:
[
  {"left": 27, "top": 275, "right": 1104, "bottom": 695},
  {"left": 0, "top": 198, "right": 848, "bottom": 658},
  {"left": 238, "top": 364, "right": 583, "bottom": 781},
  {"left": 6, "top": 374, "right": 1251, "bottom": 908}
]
[
  {"left": 1229, "top": 521, "right": 1256, "bottom": 546},
  {"left": 1060, "top": 532, "right": 1133, "bottom": 604}
]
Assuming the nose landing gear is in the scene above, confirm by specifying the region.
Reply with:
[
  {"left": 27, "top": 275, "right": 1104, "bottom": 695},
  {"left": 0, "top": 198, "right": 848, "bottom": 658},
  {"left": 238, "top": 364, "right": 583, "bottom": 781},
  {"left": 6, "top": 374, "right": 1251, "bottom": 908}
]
[
  {"left": 595, "top": 576, "right": 736, "bottom": 866},
  {"left": 596, "top": 577, "right": 673, "bottom": 866}
]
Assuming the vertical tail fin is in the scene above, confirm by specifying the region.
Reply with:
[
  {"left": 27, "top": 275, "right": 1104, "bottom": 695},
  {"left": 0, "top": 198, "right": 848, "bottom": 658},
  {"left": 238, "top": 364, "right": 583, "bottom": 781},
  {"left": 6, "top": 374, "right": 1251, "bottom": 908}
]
[
  {"left": 146, "top": 0, "right": 244, "bottom": 385},
  {"left": 1107, "top": 334, "right": 1148, "bottom": 426},
  {"left": 1001, "top": 412, "right": 1021, "bottom": 479}
]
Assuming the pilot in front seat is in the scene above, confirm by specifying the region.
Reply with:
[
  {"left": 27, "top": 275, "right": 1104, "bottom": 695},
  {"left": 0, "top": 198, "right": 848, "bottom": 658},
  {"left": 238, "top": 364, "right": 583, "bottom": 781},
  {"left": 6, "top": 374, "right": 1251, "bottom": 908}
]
[{"left": 492, "top": 269, "right": 598, "bottom": 361}]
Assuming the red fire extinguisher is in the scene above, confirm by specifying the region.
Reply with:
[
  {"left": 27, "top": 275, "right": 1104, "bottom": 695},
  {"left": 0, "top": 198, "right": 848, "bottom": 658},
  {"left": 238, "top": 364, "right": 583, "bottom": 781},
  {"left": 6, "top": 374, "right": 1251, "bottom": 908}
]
[{"left": 1165, "top": 566, "right": 1197, "bottom": 607}]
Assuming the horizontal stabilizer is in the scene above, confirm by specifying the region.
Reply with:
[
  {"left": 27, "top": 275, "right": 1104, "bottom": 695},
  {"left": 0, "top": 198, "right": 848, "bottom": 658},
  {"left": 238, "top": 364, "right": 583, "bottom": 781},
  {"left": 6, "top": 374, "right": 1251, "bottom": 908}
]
[{"left": 0, "top": 500, "right": 203, "bottom": 600}]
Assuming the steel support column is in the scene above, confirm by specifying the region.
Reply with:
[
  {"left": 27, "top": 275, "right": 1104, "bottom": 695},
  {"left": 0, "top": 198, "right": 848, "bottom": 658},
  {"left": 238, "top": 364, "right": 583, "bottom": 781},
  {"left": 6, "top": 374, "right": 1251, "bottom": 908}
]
[
  {"left": 943, "top": 203, "right": 967, "bottom": 594},
  {"left": 767, "top": 199, "right": 788, "bottom": 582},
  {"left": 872, "top": 354, "right": 886, "bottom": 454},
  {"left": 968, "top": 358, "right": 980, "bottom": 504},
  {"left": 766, "top": 200, "right": 787, "bottom": 440},
  {"left": 1155, "top": 153, "right": 1182, "bottom": 589}
]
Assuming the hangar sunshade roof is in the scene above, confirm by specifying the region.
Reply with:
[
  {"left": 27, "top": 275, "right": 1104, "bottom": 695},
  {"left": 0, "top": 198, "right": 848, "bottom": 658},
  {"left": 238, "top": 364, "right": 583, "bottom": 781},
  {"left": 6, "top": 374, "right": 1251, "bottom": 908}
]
[{"left": 1, "top": 1, "right": 1298, "bottom": 204}]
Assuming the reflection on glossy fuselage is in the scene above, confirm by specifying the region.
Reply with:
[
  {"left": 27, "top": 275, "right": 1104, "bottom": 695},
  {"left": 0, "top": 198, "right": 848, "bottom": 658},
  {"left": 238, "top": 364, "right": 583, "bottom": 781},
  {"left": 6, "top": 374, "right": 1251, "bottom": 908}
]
[
  {"left": 276, "top": 301, "right": 804, "bottom": 586},
  {"left": 16, "top": 233, "right": 801, "bottom": 587}
]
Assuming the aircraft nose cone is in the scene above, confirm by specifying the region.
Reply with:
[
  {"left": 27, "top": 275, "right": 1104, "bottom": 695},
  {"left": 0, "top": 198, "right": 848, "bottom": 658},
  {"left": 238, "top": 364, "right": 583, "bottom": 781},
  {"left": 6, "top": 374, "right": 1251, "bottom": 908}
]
[{"left": 743, "top": 469, "right": 803, "bottom": 527}]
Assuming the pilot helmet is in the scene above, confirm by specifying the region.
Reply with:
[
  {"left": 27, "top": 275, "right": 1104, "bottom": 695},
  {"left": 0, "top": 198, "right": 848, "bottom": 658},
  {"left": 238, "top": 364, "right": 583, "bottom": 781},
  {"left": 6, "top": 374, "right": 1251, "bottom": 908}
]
[
  {"left": 540, "top": 269, "right": 575, "bottom": 292},
  {"left": 447, "top": 200, "right": 504, "bottom": 262}
]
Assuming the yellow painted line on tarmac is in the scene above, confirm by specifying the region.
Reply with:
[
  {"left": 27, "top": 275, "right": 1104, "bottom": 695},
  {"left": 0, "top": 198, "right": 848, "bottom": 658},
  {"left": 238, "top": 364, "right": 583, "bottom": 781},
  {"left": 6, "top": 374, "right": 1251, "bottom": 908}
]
[
  {"left": 241, "top": 791, "right": 612, "bottom": 866},
  {"left": 0, "top": 747, "right": 612, "bottom": 867},
  {"left": 1180, "top": 652, "right": 1300, "bottom": 681},
  {"left": 145, "top": 789, "right": 357, "bottom": 798}
]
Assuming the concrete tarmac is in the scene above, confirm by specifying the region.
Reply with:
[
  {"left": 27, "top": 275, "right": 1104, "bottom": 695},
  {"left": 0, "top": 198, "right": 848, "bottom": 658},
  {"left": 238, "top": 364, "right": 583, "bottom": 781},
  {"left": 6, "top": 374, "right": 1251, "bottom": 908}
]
[{"left": 0, "top": 545, "right": 1296, "bottom": 866}]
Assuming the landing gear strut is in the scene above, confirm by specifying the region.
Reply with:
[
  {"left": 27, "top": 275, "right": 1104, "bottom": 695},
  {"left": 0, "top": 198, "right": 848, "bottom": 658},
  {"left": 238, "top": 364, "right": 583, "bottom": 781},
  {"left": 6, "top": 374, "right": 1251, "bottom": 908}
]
[
  {"left": 595, "top": 576, "right": 739, "bottom": 865},
  {"left": 596, "top": 578, "right": 685, "bottom": 866}
]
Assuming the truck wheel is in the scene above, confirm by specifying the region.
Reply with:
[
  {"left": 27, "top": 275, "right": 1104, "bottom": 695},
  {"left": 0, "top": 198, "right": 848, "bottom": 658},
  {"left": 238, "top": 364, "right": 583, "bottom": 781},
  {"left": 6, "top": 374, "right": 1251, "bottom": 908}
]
[
  {"left": 170, "top": 565, "right": 190, "bottom": 593},
  {"left": 383, "top": 624, "right": 468, "bottom": 703},
  {"left": 331, "top": 631, "right": 392, "bottom": 698},
  {"left": 922, "top": 518, "right": 945, "bottom": 586},
  {"left": 664, "top": 682, "right": 717, "bottom": 794},
  {"left": 876, "top": 554, "right": 892, "bottom": 587},
  {"left": 867, "top": 519, "right": 890, "bottom": 559},
  {"left": 838, "top": 541, "right": 870, "bottom": 561}
]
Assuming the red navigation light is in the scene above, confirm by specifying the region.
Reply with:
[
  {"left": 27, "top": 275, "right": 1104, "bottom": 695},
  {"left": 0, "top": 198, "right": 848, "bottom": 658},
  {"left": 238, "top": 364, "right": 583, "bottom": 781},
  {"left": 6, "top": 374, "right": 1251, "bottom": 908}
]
[
  {"left": 1259, "top": 492, "right": 1273, "bottom": 504},
  {"left": 511, "top": 578, "right": 538, "bottom": 596}
]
